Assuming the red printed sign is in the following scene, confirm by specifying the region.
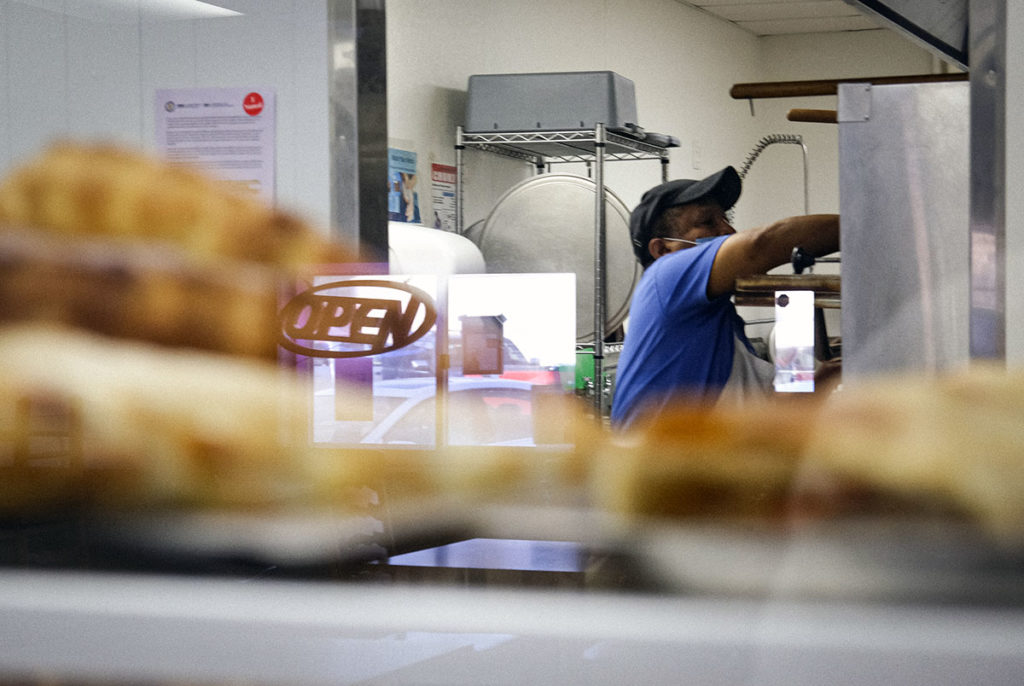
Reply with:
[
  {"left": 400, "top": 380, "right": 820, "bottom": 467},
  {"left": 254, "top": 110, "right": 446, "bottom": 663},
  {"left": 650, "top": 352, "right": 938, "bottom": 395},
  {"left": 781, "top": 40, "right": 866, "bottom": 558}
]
[
  {"left": 243, "top": 92, "right": 264, "bottom": 116},
  {"left": 431, "top": 165, "right": 456, "bottom": 184}
]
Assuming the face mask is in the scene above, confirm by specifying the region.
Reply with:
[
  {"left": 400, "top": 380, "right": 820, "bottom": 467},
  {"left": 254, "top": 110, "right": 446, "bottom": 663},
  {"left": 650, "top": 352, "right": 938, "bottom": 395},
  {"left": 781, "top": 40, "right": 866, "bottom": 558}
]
[{"left": 661, "top": 236, "right": 718, "bottom": 247}]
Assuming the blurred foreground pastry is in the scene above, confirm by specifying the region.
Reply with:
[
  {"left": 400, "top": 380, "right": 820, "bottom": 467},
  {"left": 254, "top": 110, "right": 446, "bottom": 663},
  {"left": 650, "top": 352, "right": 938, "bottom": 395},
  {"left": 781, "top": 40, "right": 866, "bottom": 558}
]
[
  {"left": 0, "top": 141, "right": 593, "bottom": 518},
  {"left": 0, "top": 141, "right": 353, "bottom": 359},
  {"left": 5, "top": 141, "right": 1023, "bottom": 555},
  {"left": 806, "top": 365, "right": 1024, "bottom": 547},
  {"left": 0, "top": 323, "right": 312, "bottom": 513},
  {"left": 0, "top": 141, "right": 349, "bottom": 270},
  {"left": 592, "top": 400, "right": 815, "bottom": 522},
  {"left": 594, "top": 366, "right": 1024, "bottom": 549},
  {"left": 0, "top": 141, "right": 354, "bottom": 514}
]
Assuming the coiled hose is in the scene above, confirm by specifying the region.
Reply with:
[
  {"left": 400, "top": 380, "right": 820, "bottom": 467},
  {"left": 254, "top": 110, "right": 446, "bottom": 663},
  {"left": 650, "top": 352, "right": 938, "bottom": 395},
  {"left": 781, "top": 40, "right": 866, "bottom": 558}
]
[{"left": 737, "top": 133, "right": 809, "bottom": 216}]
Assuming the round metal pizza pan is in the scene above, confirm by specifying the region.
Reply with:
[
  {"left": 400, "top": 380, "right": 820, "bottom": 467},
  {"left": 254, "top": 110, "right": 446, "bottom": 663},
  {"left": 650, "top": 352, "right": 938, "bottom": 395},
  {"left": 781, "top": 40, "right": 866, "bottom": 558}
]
[{"left": 471, "top": 174, "right": 639, "bottom": 342}]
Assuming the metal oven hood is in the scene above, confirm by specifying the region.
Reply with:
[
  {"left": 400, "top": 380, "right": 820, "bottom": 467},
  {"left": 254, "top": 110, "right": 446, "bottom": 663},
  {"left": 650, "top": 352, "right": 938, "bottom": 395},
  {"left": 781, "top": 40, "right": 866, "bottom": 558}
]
[{"left": 843, "top": 0, "right": 967, "bottom": 69}]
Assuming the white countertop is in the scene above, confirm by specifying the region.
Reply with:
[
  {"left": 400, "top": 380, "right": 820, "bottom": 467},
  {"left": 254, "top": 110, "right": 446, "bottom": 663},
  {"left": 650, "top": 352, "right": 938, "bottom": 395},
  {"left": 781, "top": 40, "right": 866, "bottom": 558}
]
[{"left": 2, "top": 568, "right": 1023, "bottom": 686}]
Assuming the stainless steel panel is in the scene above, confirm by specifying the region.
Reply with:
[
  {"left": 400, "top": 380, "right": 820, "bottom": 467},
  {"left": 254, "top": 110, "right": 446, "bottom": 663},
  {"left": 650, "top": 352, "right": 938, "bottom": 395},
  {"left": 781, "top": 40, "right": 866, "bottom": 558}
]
[
  {"left": 968, "top": 0, "right": 1007, "bottom": 360},
  {"left": 328, "top": 0, "right": 388, "bottom": 262},
  {"left": 838, "top": 81, "right": 970, "bottom": 380}
]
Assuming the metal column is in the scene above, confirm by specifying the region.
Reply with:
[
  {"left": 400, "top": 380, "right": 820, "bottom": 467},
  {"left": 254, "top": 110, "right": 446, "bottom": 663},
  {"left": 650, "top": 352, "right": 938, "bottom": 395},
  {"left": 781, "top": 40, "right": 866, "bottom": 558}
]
[
  {"left": 969, "top": 0, "right": 1007, "bottom": 361},
  {"left": 592, "top": 123, "right": 607, "bottom": 414},
  {"left": 327, "top": 0, "right": 389, "bottom": 263}
]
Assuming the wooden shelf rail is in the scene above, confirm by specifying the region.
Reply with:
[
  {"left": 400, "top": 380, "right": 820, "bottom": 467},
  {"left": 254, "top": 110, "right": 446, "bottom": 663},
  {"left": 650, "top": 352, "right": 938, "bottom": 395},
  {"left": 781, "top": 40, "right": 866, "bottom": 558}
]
[{"left": 730, "top": 73, "right": 967, "bottom": 100}]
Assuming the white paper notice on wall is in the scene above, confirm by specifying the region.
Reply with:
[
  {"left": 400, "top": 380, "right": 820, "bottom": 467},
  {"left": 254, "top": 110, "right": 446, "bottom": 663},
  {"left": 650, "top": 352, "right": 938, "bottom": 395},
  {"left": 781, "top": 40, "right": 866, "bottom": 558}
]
[
  {"left": 155, "top": 87, "right": 276, "bottom": 203},
  {"left": 773, "top": 290, "right": 815, "bottom": 393}
]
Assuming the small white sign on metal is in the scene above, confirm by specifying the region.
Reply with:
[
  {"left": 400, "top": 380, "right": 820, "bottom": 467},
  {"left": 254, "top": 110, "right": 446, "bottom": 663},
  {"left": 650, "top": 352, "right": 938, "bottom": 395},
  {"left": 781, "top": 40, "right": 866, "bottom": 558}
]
[{"left": 773, "top": 290, "right": 816, "bottom": 393}]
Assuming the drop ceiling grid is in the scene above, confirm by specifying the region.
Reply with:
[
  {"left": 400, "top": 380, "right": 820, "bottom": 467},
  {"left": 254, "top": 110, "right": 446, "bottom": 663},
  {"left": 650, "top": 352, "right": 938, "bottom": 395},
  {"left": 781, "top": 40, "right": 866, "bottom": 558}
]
[{"left": 676, "top": 0, "right": 883, "bottom": 36}]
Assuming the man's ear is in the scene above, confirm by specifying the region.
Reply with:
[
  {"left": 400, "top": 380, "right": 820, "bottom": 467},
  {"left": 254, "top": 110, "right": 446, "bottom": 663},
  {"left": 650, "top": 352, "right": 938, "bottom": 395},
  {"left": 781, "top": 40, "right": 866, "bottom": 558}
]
[{"left": 648, "top": 237, "right": 671, "bottom": 261}]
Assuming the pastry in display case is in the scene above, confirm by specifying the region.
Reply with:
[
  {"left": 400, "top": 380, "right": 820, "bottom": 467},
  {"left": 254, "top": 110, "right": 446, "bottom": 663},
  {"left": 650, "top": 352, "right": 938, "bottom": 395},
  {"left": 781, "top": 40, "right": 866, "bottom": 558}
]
[
  {"left": 1, "top": 139, "right": 1024, "bottom": 686},
  {"left": 1, "top": 140, "right": 1023, "bottom": 605},
  {"left": 0, "top": 142, "right": 361, "bottom": 560},
  {"left": 0, "top": 141, "right": 594, "bottom": 575},
  {"left": 590, "top": 369, "right": 1024, "bottom": 602}
]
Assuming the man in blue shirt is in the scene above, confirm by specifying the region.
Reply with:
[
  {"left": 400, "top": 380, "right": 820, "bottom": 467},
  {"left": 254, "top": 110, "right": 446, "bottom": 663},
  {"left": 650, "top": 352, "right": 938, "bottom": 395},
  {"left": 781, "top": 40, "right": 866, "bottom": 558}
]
[{"left": 610, "top": 166, "right": 840, "bottom": 429}]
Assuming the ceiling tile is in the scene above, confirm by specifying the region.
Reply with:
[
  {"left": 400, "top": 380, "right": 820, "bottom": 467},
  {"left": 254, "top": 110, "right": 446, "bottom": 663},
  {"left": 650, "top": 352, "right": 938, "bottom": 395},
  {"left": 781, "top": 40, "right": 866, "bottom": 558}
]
[
  {"left": 738, "top": 15, "right": 882, "bottom": 35},
  {"left": 690, "top": 0, "right": 835, "bottom": 6},
  {"left": 676, "top": 0, "right": 881, "bottom": 36},
  {"left": 708, "top": 1, "right": 860, "bottom": 23}
]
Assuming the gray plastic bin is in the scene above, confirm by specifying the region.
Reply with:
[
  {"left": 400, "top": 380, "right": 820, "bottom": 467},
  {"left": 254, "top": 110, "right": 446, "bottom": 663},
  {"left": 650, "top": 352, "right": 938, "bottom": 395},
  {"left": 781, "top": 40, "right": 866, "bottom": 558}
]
[{"left": 465, "top": 71, "right": 638, "bottom": 133}]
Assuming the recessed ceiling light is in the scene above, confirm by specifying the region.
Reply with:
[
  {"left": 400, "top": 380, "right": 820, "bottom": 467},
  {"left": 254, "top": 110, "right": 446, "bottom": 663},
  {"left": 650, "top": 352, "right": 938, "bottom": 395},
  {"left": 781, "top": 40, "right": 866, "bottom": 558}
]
[
  {"left": 142, "top": 0, "right": 241, "bottom": 18},
  {"left": 9, "top": 0, "right": 241, "bottom": 20}
]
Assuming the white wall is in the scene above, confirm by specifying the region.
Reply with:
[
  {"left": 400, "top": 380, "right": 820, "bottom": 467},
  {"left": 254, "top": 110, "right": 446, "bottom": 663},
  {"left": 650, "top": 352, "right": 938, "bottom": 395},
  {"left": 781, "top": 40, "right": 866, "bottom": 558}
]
[
  {"left": 0, "top": 0, "right": 1016, "bottom": 359},
  {"left": 1, "top": 0, "right": 941, "bottom": 266},
  {"left": 1, "top": 0, "right": 936, "bottom": 238},
  {"left": 387, "top": 0, "right": 762, "bottom": 229},
  {"left": 745, "top": 30, "right": 937, "bottom": 226},
  {"left": 0, "top": 0, "right": 332, "bottom": 229},
  {"left": 385, "top": 0, "right": 935, "bottom": 234},
  {"left": 384, "top": 0, "right": 937, "bottom": 343}
]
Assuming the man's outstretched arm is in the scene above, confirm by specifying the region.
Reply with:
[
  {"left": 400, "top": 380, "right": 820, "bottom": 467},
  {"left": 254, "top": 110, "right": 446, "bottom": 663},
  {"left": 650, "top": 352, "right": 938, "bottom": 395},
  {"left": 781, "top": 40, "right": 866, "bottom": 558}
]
[{"left": 706, "top": 214, "right": 840, "bottom": 298}]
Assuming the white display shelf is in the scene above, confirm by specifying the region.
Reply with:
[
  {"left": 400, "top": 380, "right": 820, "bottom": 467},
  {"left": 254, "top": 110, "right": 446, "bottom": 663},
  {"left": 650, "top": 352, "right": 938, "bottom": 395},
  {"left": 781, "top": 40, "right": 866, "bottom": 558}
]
[{"left": 2, "top": 568, "right": 1023, "bottom": 686}]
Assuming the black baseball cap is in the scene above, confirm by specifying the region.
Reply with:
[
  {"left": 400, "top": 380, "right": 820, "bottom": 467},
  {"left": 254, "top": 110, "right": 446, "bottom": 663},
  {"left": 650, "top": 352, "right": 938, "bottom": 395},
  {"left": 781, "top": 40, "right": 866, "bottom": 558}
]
[{"left": 629, "top": 166, "right": 741, "bottom": 267}]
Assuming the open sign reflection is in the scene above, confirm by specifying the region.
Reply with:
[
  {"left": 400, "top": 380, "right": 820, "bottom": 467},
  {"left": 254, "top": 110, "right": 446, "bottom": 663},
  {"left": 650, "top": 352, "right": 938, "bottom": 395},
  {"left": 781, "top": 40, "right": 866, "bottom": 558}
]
[{"left": 279, "top": 279, "right": 437, "bottom": 358}]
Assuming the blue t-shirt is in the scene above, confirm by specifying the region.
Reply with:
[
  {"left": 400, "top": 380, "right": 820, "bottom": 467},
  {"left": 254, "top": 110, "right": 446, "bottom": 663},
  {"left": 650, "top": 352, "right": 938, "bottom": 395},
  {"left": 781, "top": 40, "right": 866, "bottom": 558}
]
[{"left": 610, "top": 236, "right": 751, "bottom": 429}]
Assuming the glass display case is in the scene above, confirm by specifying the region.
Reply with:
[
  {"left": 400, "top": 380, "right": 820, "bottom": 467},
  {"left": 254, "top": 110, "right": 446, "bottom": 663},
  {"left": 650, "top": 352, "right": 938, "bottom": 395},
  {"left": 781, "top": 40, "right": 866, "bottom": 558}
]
[{"left": 3, "top": 3, "right": 1024, "bottom": 686}]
